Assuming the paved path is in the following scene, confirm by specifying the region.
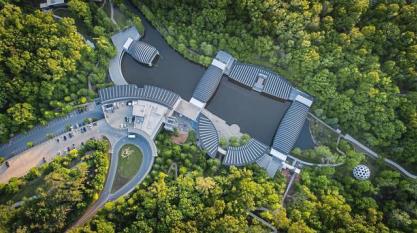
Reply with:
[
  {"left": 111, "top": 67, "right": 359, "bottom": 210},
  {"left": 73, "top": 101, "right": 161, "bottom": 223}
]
[
  {"left": 282, "top": 173, "right": 297, "bottom": 205},
  {"left": 0, "top": 103, "right": 103, "bottom": 159},
  {"left": 343, "top": 134, "right": 417, "bottom": 179},
  {"left": 286, "top": 154, "right": 344, "bottom": 167},
  {"left": 247, "top": 210, "right": 277, "bottom": 233},
  {"left": 109, "top": 27, "right": 140, "bottom": 85},
  {"left": 308, "top": 113, "right": 417, "bottom": 179},
  {"left": 109, "top": 0, "right": 117, "bottom": 25}
]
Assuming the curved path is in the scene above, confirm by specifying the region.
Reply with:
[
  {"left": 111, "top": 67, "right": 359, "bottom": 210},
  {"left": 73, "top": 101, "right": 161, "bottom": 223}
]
[
  {"left": 109, "top": 0, "right": 117, "bottom": 25},
  {"left": 109, "top": 131, "right": 156, "bottom": 200},
  {"left": 72, "top": 130, "right": 156, "bottom": 228},
  {"left": 383, "top": 158, "right": 416, "bottom": 179},
  {"left": 109, "top": 27, "right": 140, "bottom": 85}
]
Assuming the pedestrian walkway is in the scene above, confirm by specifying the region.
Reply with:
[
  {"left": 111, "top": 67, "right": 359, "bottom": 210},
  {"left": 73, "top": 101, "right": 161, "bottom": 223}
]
[{"left": 109, "top": 27, "right": 141, "bottom": 85}]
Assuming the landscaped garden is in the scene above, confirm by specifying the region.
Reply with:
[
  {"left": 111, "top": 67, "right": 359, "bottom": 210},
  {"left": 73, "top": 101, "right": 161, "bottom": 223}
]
[{"left": 111, "top": 144, "right": 143, "bottom": 192}]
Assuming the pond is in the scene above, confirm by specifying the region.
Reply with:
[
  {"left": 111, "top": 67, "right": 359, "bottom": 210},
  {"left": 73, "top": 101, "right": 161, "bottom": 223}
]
[{"left": 121, "top": 2, "right": 314, "bottom": 149}]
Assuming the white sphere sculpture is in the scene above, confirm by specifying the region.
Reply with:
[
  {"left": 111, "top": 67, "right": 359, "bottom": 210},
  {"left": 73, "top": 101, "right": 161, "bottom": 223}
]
[{"left": 353, "top": 165, "right": 371, "bottom": 180}]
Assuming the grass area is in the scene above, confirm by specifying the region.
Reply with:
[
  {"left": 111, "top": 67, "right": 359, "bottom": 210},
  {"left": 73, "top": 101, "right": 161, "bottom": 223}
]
[{"left": 111, "top": 144, "right": 143, "bottom": 192}]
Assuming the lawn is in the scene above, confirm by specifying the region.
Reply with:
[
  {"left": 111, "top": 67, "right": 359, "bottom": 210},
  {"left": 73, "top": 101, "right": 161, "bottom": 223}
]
[{"left": 111, "top": 144, "right": 143, "bottom": 192}]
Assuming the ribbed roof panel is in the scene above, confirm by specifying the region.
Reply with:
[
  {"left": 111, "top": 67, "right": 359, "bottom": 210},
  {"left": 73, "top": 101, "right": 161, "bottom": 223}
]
[
  {"left": 126, "top": 40, "right": 159, "bottom": 65},
  {"left": 223, "top": 139, "right": 269, "bottom": 166},
  {"left": 197, "top": 113, "right": 219, "bottom": 157},
  {"left": 272, "top": 100, "right": 309, "bottom": 154},
  {"left": 98, "top": 85, "right": 179, "bottom": 109},
  {"left": 228, "top": 62, "right": 292, "bottom": 100},
  {"left": 192, "top": 65, "right": 223, "bottom": 103}
]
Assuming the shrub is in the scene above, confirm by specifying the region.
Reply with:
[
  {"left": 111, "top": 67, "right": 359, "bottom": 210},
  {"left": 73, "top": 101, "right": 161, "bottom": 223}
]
[
  {"left": 229, "top": 137, "right": 239, "bottom": 147},
  {"left": 239, "top": 134, "right": 251, "bottom": 146}
]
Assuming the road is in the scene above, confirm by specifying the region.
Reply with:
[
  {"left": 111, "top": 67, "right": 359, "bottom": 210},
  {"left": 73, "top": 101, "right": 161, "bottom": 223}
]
[
  {"left": 109, "top": 132, "right": 156, "bottom": 200},
  {"left": 0, "top": 103, "right": 104, "bottom": 159},
  {"left": 71, "top": 131, "right": 156, "bottom": 228},
  {"left": 0, "top": 119, "right": 126, "bottom": 183}
]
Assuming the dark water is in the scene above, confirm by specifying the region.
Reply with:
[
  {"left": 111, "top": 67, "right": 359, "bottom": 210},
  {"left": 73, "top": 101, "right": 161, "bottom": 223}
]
[
  {"left": 121, "top": 20, "right": 204, "bottom": 100},
  {"left": 207, "top": 78, "right": 290, "bottom": 145},
  {"left": 121, "top": 2, "right": 315, "bottom": 149}
]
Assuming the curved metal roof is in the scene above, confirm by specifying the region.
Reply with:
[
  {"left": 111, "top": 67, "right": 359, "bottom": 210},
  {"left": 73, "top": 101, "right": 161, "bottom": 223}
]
[
  {"left": 98, "top": 85, "right": 179, "bottom": 109},
  {"left": 228, "top": 63, "right": 259, "bottom": 87},
  {"left": 228, "top": 62, "right": 292, "bottom": 100},
  {"left": 192, "top": 65, "right": 223, "bottom": 103},
  {"left": 126, "top": 40, "right": 159, "bottom": 66},
  {"left": 197, "top": 113, "right": 219, "bottom": 157},
  {"left": 272, "top": 100, "right": 309, "bottom": 154},
  {"left": 223, "top": 139, "right": 269, "bottom": 166}
]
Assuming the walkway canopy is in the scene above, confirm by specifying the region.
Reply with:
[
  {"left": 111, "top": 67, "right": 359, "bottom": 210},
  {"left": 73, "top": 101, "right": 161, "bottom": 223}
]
[
  {"left": 192, "top": 65, "right": 223, "bottom": 103},
  {"left": 124, "top": 39, "right": 159, "bottom": 67},
  {"left": 272, "top": 95, "right": 312, "bottom": 154}
]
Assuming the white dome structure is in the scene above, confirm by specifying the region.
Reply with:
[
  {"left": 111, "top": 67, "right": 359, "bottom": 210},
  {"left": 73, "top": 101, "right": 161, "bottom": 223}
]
[{"left": 353, "top": 165, "right": 371, "bottom": 180}]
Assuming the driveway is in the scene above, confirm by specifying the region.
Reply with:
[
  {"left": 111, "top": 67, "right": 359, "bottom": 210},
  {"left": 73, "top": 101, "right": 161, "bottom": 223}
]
[
  {"left": 0, "top": 119, "right": 126, "bottom": 183},
  {"left": 109, "top": 132, "right": 156, "bottom": 200}
]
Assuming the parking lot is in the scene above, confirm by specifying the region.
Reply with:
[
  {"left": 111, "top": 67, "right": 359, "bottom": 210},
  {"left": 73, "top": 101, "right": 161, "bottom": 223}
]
[
  {"left": 0, "top": 103, "right": 104, "bottom": 158},
  {"left": 0, "top": 119, "right": 126, "bottom": 183}
]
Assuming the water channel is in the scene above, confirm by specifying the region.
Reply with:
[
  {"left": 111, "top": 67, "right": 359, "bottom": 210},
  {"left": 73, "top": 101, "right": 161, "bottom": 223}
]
[{"left": 121, "top": 2, "right": 315, "bottom": 148}]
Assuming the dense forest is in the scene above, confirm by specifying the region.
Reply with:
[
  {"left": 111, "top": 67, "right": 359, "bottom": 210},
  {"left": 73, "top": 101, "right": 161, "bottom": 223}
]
[
  {"left": 132, "top": 0, "right": 417, "bottom": 170},
  {"left": 0, "top": 139, "right": 110, "bottom": 232},
  {"left": 70, "top": 132, "right": 417, "bottom": 232},
  {"left": 1, "top": 0, "right": 417, "bottom": 232},
  {"left": 0, "top": 1, "right": 117, "bottom": 143}
]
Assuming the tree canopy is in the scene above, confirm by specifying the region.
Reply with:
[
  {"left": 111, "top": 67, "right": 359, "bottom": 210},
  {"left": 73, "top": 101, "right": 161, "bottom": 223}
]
[
  {"left": 0, "top": 2, "right": 117, "bottom": 142},
  {"left": 134, "top": 0, "right": 417, "bottom": 171},
  {"left": 0, "top": 139, "right": 110, "bottom": 233}
]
